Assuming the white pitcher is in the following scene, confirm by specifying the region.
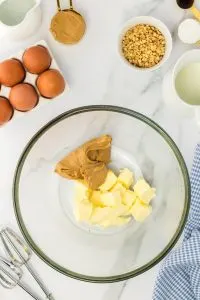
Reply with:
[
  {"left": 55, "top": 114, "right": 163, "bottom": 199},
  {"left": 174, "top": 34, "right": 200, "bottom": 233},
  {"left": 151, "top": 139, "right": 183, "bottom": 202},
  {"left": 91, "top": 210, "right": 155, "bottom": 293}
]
[{"left": 0, "top": 0, "right": 42, "bottom": 40}]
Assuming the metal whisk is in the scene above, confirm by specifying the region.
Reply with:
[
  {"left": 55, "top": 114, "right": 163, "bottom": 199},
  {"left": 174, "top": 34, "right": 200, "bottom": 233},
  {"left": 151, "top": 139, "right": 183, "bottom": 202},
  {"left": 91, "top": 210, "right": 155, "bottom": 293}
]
[
  {"left": 0, "top": 256, "right": 43, "bottom": 300},
  {"left": 0, "top": 227, "right": 55, "bottom": 300}
]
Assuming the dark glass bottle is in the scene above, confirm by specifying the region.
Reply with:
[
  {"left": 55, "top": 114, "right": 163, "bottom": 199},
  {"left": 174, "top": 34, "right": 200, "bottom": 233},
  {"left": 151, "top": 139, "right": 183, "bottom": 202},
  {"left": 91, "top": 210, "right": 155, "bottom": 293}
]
[{"left": 176, "top": 0, "right": 194, "bottom": 9}]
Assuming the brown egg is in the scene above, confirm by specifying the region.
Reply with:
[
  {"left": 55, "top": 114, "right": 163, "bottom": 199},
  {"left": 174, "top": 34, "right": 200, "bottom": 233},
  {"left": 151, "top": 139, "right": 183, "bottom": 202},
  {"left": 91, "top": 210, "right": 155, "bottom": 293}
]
[
  {"left": 0, "top": 97, "right": 14, "bottom": 125},
  {"left": 22, "top": 45, "right": 52, "bottom": 74},
  {"left": 9, "top": 83, "right": 38, "bottom": 112},
  {"left": 0, "top": 59, "right": 25, "bottom": 87},
  {"left": 36, "top": 69, "right": 65, "bottom": 98}
]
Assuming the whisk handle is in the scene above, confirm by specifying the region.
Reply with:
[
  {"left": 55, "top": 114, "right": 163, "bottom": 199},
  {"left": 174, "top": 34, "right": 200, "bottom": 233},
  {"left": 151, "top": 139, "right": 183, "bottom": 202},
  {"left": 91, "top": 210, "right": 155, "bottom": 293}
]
[
  {"left": 24, "top": 261, "right": 53, "bottom": 300},
  {"left": 18, "top": 280, "right": 44, "bottom": 300}
]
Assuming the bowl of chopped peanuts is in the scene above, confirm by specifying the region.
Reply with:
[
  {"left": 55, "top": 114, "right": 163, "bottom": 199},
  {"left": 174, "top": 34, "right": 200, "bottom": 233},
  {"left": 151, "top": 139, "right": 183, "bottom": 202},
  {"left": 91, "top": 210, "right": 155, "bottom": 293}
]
[{"left": 118, "top": 16, "right": 172, "bottom": 71}]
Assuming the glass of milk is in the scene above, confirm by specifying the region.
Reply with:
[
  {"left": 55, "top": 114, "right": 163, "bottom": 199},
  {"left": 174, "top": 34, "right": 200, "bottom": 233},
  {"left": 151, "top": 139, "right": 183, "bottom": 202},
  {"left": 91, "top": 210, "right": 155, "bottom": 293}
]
[{"left": 171, "top": 49, "right": 200, "bottom": 127}]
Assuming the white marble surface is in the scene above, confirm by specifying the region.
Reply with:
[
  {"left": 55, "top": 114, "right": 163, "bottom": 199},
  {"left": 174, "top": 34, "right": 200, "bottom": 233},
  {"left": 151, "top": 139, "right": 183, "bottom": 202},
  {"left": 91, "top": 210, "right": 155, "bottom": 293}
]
[{"left": 0, "top": 0, "right": 199, "bottom": 299}]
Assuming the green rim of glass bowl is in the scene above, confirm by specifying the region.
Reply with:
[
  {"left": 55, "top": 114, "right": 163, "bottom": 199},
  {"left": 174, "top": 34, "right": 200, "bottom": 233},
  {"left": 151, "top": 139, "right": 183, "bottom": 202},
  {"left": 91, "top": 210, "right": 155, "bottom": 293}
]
[{"left": 13, "top": 105, "right": 191, "bottom": 283}]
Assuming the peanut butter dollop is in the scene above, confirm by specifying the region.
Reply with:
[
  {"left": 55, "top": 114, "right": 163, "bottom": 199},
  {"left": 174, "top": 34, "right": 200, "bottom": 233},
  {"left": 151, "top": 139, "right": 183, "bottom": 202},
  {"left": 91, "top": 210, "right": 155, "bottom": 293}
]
[
  {"left": 50, "top": 10, "right": 86, "bottom": 45},
  {"left": 55, "top": 135, "right": 112, "bottom": 190}
]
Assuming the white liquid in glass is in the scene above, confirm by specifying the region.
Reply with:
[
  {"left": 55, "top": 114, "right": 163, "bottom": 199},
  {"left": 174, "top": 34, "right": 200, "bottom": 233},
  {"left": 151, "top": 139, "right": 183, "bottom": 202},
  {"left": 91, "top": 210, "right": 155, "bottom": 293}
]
[{"left": 175, "top": 62, "right": 200, "bottom": 105}]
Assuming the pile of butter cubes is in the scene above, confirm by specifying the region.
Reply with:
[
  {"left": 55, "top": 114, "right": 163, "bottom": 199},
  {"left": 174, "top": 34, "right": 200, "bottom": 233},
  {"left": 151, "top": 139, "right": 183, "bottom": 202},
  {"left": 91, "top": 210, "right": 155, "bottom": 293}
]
[{"left": 74, "top": 168, "right": 156, "bottom": 228}]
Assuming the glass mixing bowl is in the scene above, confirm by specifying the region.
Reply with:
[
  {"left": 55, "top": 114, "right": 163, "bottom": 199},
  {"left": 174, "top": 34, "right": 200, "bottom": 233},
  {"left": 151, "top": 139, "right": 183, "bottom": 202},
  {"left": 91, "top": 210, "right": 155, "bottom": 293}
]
[{"left": 13, "top": 106, "right": 190, "bottom": 283}]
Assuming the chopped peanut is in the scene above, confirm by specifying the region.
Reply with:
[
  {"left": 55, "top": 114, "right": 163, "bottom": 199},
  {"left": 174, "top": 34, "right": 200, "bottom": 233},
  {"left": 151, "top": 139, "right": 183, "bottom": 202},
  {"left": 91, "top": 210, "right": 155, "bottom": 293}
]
[{"left": 122, "top": 24, "right": 166, "bottom": 68}]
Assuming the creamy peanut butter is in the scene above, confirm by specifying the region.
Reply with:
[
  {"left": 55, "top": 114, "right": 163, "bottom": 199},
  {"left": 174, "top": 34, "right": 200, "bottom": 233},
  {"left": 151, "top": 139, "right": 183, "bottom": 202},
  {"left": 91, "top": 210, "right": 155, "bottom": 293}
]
[
  {"left": 55, "top": 135, "right": 112, "bottom": 189},
  {"left": 50, "top": 10, "right": 86, "bottom": 44}
]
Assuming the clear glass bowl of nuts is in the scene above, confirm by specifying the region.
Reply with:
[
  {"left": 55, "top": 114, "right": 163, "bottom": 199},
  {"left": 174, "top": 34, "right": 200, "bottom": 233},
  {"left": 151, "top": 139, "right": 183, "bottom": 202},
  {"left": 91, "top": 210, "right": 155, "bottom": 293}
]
[{"left": 118, "top": 16, "right": 172, "bottom": 71}]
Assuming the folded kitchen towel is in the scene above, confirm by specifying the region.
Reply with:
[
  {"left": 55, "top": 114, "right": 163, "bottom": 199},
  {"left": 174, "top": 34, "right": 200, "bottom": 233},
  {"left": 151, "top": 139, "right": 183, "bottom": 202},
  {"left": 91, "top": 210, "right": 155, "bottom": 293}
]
[{"left": 153, "top": 144, "right": 200, "bottom": 300}]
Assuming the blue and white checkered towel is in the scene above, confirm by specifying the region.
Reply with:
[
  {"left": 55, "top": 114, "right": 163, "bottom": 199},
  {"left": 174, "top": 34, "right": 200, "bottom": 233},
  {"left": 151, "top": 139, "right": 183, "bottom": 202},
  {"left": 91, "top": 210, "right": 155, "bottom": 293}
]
[{"left": 153, "top": 144, "right": 200, "bottom": 300}]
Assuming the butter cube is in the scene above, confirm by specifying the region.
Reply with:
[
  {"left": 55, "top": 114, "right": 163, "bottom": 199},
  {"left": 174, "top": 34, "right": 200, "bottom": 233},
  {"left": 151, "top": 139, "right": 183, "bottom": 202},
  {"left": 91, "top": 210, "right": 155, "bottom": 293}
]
[
  {"left": 90, "top": 207, "right": 112, "bottom": 224},
  {"left": 134, "top": 179, "right": 156, "bottom": 204},
  {"left": 75, "top": 181, "right": 91, "bottom": 202},
  {"left": 99, "top": 170, "right": 117, "bottom": 192},
  {"left": 99, "top": 191, "right": 121, "bottom": 207},
  {"left": 118, "top": 168, "right": 134, "bottom": 188},
  {"left": 75, "top": 199, "right": 93, "bottom": 222},
  {"left": 101, "top": 216, "right": 131, "bottom": 227},
  {"left": 111, "top": 182, "right": 126, "bottom": 197},
  {"left": 112, "top": 203, "right": 128, "bottom": 217},
  {"left": 90, "top": 204, "right": 128, "bottom": 225},
  {"left": 101, "top": 204, "right": 130, "bottom": 227},
  {"left": 122, "top": 190, "right": 137, "bottom": 207},
  {"left": 90, "top": 191, "right": 102, "bottom": 206},
  {"left": 130, "top": 199, "right": 152, "bottom": 222},
  {"left": 99, "top": 219, "right": 113, "bottom": 228},
  {"left": 114, "top": 217, "right": 131, "bottom": 226}
]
